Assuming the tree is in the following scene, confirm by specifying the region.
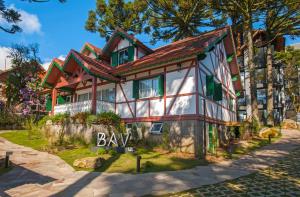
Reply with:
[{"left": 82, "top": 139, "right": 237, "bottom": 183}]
[
  {"left": 85, "top": 0, "right": 146, "bottom": 40},
  {"left": 86, "top": 0, "right": 225, "bottom": 43},
  {"left": 0, "top": 0, "right": 65, "bottom": 34},
  {"left": 259, "top": 0, "right": 300, "bottom": 125},
  {"left": 275, "top": 46, "right": 300, "bottom": 114},
  {"left": 214, "top": 0, "right": 265, "bottom": 125},
  {"left": 6, "top": 44, "right": 44, "bottom": 115}
]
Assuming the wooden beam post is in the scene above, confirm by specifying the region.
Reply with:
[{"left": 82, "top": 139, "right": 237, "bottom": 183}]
[
  {"left": 51, "top": 88, "right": 57, "bottom": 115},
  {"left": 91, "top": 77, "right": 97, "bottom": 114}
]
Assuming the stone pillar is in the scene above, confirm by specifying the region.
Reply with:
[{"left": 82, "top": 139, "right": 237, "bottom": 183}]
[
  {"left": 91, "top": 77, "right": 97, "bottom": 114},
  {"left": 51, "top": 88, "right": 57, "bottom": 115}
]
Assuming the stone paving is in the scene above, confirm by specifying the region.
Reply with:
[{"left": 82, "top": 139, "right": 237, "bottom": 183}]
[
  {"left": 165, "top": 148, "right": 300, "bottom": 197},
  {"left": 0, "top": 129, "right": 299, "bottom": 197}
]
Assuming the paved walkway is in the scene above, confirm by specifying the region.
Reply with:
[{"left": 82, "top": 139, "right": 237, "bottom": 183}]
[{"left": 0, "top": 129, "right": 299, "bottom": 197}]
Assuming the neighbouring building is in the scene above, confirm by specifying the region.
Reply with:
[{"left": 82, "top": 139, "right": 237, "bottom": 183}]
[
  {"left": 41, "top": 26, "right": 242, "bottom": 156},
  {"left": 236, "top": 31, "right": 286, "bottom": 125}
]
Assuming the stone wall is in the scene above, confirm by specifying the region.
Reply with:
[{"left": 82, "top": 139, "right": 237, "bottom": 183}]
[{"left": 44, "top": 119, "right": 205, "bottom": 157}]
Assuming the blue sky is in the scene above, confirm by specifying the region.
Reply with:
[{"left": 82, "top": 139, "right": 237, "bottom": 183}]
[{"left": 0, "top": 0, "right": 300, "bottom": 70}]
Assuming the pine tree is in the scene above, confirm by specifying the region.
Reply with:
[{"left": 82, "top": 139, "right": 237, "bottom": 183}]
[
  {"left": 259, "top": 0, "right": 300, "bottom": 126},
  {"left": 85, "top": 0, "right": 225, "bottom": 43}
]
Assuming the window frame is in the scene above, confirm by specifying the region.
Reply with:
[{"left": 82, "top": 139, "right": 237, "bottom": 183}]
[
  {"left": 138, "top": 77, "right": 159, "bottom": 99},
  {"left": 118, "top": 48, "right": 129, "bottom": 65},
  {"left": 149, "top": 122, "right": 163, "bottom": 134}
]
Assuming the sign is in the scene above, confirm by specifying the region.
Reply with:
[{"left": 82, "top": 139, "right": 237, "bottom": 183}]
[{"left": 97, "top": 131, "right": 131, "bottom": 147}]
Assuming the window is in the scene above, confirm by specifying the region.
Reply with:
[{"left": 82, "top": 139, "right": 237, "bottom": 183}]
[
  {"left": 97, "top": 88, "right": 115, "bottom": 102},
  {"left": 149, "top": 122, "right": 163, "bottom": 134},
  {"left": 257, "top": 89, "right": 266, "bottom": 105},
  {"left": 77, "top": 93, "right": 90, "bottom": 102},
  {"left": 119, "top": 48, "right": 129, "bottom": 65},
  {"left": 139, "top": 77, "right": 159, "bottom": 98},
  {"left": 65, "top": 96, "right": 72, "bottom": 103}
]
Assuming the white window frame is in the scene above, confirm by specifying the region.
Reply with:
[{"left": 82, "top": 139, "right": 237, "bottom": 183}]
[
  {"left": 149, "top": 122, "right": 163, "bottom": 134},
  {"left": 139, "top": 77, "right": 159, "bottom": 99},
  {"left": 77, "top": 93, "right": 91, "bottom": 102},
  {"left": 118, "top": 48, "right": 129, "bottom": 65}
]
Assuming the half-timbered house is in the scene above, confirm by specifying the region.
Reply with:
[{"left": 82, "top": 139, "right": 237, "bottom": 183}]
[{"left": 42, "top": 26, "right": 242, "bottom": 156}]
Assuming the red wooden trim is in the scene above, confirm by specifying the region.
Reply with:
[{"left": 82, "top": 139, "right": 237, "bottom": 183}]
[
  {"left": 167, "top": 60, "right": 195, "bottom": 115},
  {"left": 195, "top": 58, "right": 199, "bottom": 115},
  {"left": 51, "top": 88, "right": 57, "bottom": 115},
  {"left": 122, "top": 114, "right": 226, "bottom": 125},
  {"left": 56, "top": 74, "right": 92, "bottom": 88},
  {"left": 122, "top": 58, "right": 196, "bottom": 78},
  {"left": 91, "top": 77, "right": 97, "bottom": 114},
  {"left": 119, "top": 83, "right": 135, "bottom": 118}
]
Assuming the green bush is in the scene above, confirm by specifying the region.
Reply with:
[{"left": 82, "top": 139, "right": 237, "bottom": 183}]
[
  {"left": 108, "top": 149, "right": 117, "bottom": 156},
  {"left": 86, "top": 114, "right": 97, "bottom": 125},
  {"left": 97, "top": 147, "right": 107, "bottom": 155},
  {"left": 136, "top": 148, "right": 148, "bottom": 155},
  {"left": 97, "top": 111, "right": 121, "bottom": 128},
  {"left": 0, "top": 110, "right": 24, "bottom": 127},
  {"left": 38, "top": 113, "right": 70, "bottom": 127},
  {"left": 71, "top": 112, "right": 90, "bottom": 124}
]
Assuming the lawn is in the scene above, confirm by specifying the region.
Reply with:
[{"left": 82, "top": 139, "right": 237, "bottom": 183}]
[{"left": 0, "top": 130, "right": 205, "bottom": 173}]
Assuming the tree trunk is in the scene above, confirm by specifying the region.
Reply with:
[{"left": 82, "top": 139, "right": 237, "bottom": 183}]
[
  {"left": 245, "top": 25, "right": 260, "bottom": 123},
  {"left": 266, "top": 44, "right": 274, "bottom": 126}
]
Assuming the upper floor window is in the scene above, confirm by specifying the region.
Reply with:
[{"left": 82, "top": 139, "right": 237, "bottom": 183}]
[
  {"left": 119, "top": 48, "right": 129, "bottom": 65},
  {"left": 111, "top": 46, "right": 134, "bottom": 66}
]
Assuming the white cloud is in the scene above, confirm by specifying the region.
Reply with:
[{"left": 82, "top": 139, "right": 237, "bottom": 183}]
[
  {"left": 42, "top": 55, "right": 66, "bottom": 70},
  {"left": 0, "top": 5, "right": 41, "bottom": 34},
  {"left": 0, "top": 47, "right": 12, "bottom": 71}
]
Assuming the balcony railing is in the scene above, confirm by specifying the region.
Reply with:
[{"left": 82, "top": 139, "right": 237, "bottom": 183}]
[{"left": 53, "top": 100, "right": 115, "bottom": 115}]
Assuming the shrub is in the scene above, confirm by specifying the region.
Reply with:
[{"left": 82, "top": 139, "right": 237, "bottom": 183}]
[
  {"left": 131, "top": 124, "right": 139, "bottom": 144},
  {"left": 97, "top": 147, "right": 107, "bottom": 155},
  {"left": 108, "top": 149, "right": 117, "bottom": 156},
  {"left": 71, "top": 112, "right": 90, "bottom": 124},
  {"left": 86, "top": 114, "right": 97, "bottom": 125},
  {"left": 97, "top": 111, "right": 121, "bottom": 129},
  {"left": 259, "top": 128, "right": 280, "bottom": 138}
]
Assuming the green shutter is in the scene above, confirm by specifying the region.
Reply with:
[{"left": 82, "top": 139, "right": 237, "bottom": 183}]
[
  {"left": 197, "top": 53, "right": 207, "bottom": 61},
  {"left": 206, "top": 75, "right": 214, "bottom": 96},
  {"left": 128, "top": 46, "right": 134, "bottom": 62},
  {"left": 111, "top": 51, "right": 119, "bottom": 67},
  {"left": 227, "top": 54, "right": 234, "bottom": 63},
  {"left": 158, "top": 75, "right": 164, "bottom": 97},
  {"left": 213, "top": 83, "right": 223, "bottom": 101},
  {"left": 46, "top": 96, "right": 52, "bottom": 112},
  {"left": 232, "top": 75, "right": 238, "bottom": 82},
  {"left": 132, "top": 80, "right": 139, "bottom": 99},
  {"left": 57, "top": 95, "right": 66, "bottom": 105}
]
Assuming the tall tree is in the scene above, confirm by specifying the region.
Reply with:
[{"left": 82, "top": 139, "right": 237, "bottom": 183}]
[
  {"left": 275, "top": 46, "right": 300, "bottom": 114},
  {"left": 0, "top": 0, "right": 65, "bottom": 34},
  {"left": 85, "top": 0, "right": 225, "bottom": 43},
  {"left": 259, "top": 0, "right": 300, "bottom": 125},
  {"left": 214, "top": 0, "right": 265, "bottom": 125}
]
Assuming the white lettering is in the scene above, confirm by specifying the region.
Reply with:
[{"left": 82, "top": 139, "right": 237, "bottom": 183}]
[{"left": 97, "top": 133, "right": 106, "bottom": 147}]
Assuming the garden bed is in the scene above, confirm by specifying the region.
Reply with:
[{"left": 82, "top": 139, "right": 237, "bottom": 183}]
[{"left": 0, "top": 130, "right": 206, "bottom": 173}]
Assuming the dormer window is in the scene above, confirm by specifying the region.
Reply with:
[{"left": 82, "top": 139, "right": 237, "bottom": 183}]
[
  {"left": 111, "top": 46, "right": 134, "bottom": 66},
  {"left": 119, "top": 48, "right": 129, "bottom": 65}
]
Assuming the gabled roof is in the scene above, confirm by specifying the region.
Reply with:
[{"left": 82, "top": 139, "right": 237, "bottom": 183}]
[
  {"left": 102, "top": 28, "right": 153, "bottom": 55},
  {"left": 81, "top": 42, "right": 110, "bottom": 61},
  {"left": 112, "top": 27, "right": 229, "bottom": 74},
  {"left": 41, "top": 58, "right": 65, "bottom": 87},
  {"left": 63, "top": 50, "right": 120, "bottom": 82}
]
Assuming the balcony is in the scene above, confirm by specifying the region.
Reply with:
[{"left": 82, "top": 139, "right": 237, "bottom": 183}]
[{"left": 53, "top": 100, "right": 115, "bottom": 115}]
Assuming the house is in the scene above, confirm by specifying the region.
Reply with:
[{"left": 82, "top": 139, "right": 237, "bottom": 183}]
[
  {"left": 41, "top": 26, "right": 242, "bottom": 156},
  {"left": 235, "top": 30, "right": 286, "bottom": 125}
]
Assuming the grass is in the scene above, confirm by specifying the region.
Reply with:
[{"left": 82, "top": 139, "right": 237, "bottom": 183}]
[
  {"left": 0, "top": 130, "right": 48, "bottom": 151},
  {"left": 0, "top": 130, "right": 205, "bottom": 173},
  {"left": 217, "top": 135, "right": 281, "bottom": 159}
]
